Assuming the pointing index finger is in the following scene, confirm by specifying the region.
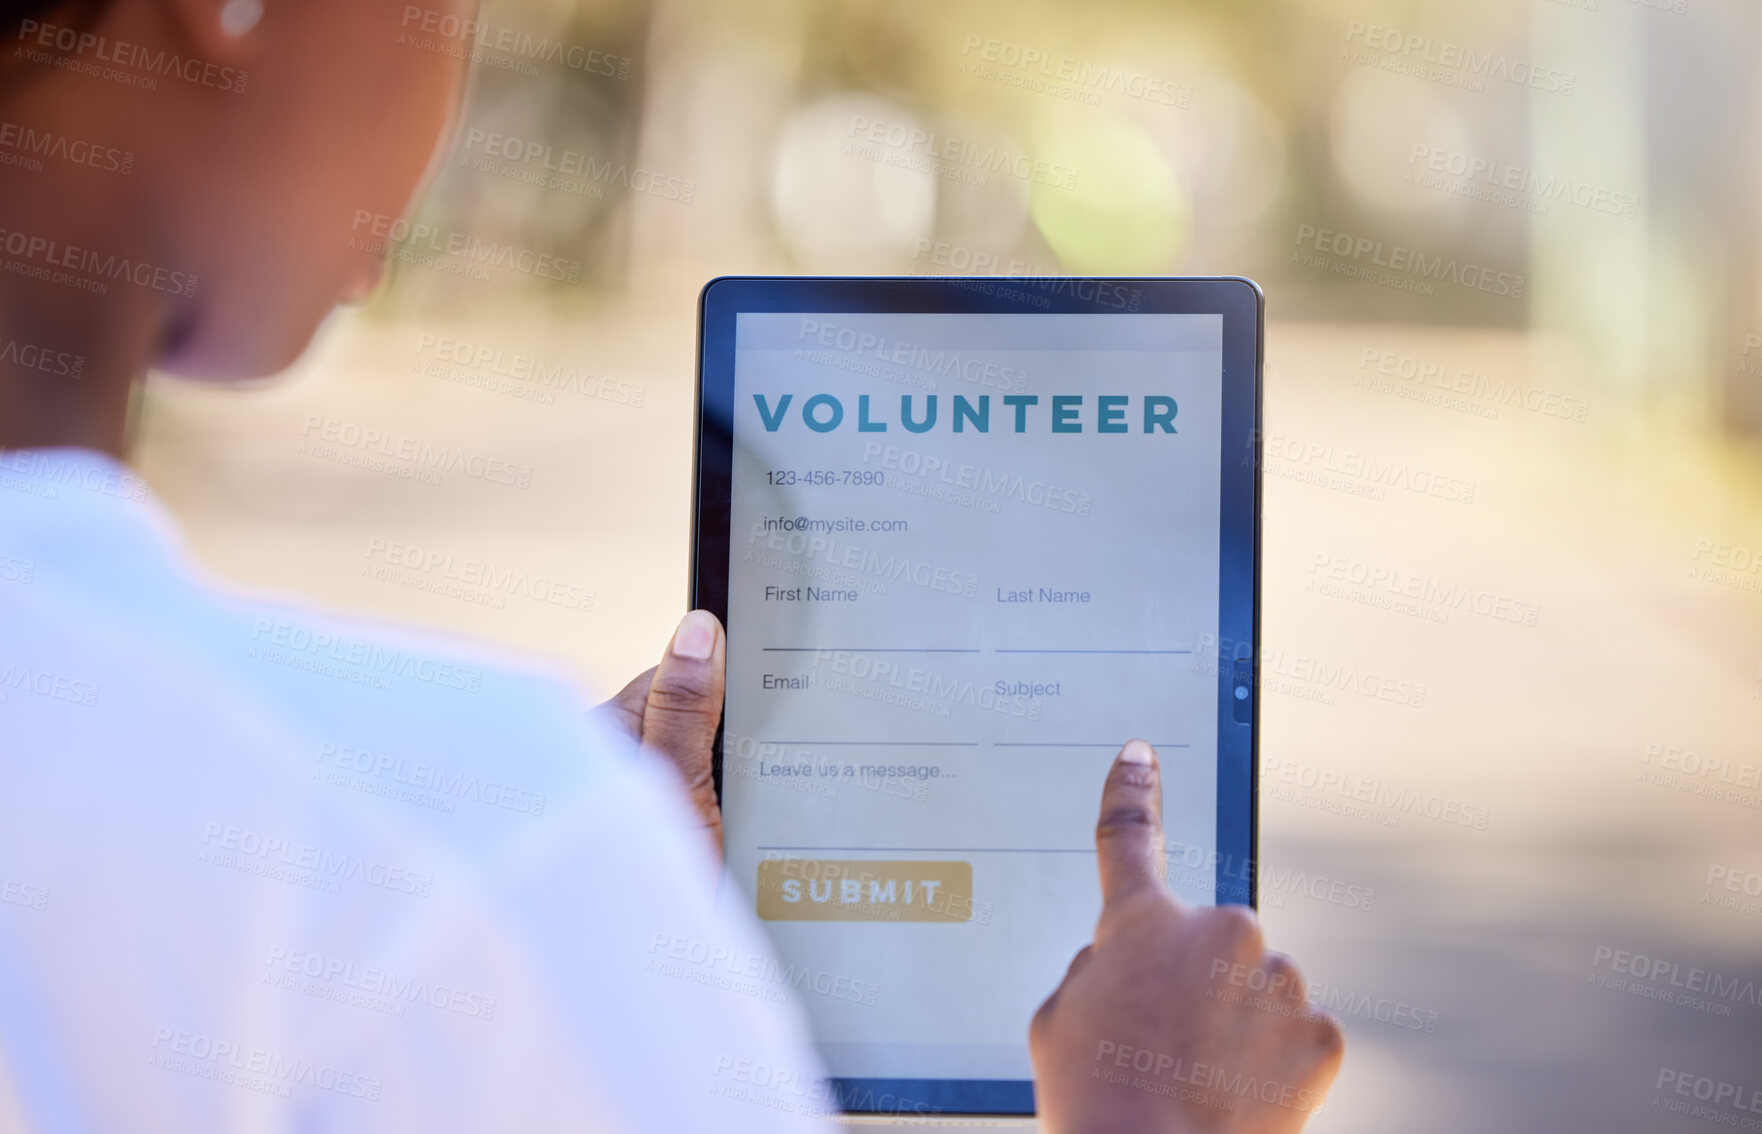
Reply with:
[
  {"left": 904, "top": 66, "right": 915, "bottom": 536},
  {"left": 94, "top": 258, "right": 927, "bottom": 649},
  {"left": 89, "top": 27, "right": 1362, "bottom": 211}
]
[{"left": 1094, "top": 739, "right": 1167, "bottom": 909}]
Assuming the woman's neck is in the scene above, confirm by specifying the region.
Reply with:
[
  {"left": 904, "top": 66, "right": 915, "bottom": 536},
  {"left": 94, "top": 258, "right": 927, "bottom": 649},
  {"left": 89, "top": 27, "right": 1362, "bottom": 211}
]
[
  {"left": 0, "top": 132, "right": 163, "bottom": 457},
  {"left": 0, "top": 289, "right": 157, "bottom": 457}
]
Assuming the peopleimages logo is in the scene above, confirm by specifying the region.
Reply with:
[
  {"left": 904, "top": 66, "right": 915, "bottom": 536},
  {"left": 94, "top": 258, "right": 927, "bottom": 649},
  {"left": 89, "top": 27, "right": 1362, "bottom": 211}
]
[
  {"left": 752, "top": 393, "right": 1177, "bottom": 434},
  {"left": 0, "top": 226, "right": 198, "bottom": 297}
]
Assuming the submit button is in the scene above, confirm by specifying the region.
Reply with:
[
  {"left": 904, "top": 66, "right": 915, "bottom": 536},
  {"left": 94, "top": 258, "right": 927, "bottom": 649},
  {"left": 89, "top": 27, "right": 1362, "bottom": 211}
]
[{"left": 756, "top": 859, "right": 974, "bottom": 923}]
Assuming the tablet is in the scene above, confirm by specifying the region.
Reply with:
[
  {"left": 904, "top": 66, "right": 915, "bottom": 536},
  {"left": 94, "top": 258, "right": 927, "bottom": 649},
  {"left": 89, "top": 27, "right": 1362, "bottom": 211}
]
[{"left": 690, "top": 276, "right": 1261, "bottom": 1117}]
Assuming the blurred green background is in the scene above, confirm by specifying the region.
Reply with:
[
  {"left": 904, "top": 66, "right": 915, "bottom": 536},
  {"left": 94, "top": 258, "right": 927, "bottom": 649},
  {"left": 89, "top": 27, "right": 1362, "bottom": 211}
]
[{"left": 133, "top": 0, "right": 1762, "bottom": 1129}]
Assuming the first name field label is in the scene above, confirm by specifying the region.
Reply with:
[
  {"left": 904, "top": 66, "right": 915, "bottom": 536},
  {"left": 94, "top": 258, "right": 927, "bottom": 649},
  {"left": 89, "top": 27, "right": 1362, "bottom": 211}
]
[{"left": 764, "top": 585, "right": 859, "bottom": 603}]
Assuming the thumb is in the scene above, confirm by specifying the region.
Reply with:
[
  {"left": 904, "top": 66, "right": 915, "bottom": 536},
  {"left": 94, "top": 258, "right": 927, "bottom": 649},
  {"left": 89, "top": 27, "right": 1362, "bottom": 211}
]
[
  {"left": 642, "top": 610, "right": 726, "bottom": 810},
  {"left": 1094, "top": 739, "right": 1167, "bottom": 912}
]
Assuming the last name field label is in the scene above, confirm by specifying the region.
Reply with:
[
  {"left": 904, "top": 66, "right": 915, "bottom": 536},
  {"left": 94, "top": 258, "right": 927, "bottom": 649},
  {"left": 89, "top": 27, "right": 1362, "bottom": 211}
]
[{"left": 995, "top": 587, "right": 1092, "bottom": 604}]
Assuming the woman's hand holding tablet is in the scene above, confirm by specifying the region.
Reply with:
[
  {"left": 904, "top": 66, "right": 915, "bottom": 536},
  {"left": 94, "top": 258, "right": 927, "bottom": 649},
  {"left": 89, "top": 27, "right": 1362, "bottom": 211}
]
[
  {"left": 595, "top": 609, "right": 731, "bottom": 858},
  {"left": 621, "top": 635, "right": 1345, "bottom": 1131},
  {"left": 620, "top": 633, "right": 1332, "bottom": 1126}
]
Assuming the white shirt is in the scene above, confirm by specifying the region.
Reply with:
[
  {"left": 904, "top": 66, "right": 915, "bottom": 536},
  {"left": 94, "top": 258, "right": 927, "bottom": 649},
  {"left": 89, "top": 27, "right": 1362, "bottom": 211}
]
[{"left": 0, "top": 448, "right": 835, "bottom": 1132}]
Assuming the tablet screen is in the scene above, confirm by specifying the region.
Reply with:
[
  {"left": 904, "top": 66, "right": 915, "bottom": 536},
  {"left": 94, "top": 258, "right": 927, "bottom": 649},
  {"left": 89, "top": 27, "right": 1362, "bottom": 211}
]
[{"left": 699, "top": 285, "right": 1258, "bottom": 1113}]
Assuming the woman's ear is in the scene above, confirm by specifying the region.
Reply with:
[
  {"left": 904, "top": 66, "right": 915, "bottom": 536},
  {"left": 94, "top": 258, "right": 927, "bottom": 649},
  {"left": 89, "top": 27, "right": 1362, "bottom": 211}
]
[{"left": 158, "top": 0, "right": 266, "bottom": 66}]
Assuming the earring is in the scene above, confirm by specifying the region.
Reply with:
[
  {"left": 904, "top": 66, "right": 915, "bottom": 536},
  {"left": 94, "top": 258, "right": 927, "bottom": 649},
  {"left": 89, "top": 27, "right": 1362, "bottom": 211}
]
[{"left": 219, "top": 0, "right": 263, "bottom": 37}]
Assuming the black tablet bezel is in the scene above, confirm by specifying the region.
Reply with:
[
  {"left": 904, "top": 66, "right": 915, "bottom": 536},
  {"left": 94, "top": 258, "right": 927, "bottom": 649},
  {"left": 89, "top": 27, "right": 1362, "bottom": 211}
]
[{"left": 689, "top": 275, "right": 1263, "bottom": 1117}]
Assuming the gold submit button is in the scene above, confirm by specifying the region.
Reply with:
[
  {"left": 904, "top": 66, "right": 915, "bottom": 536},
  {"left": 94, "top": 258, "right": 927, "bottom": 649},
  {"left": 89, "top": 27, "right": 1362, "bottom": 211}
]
[{"left": 756, "top": 859, "right": 973, "bottom": 923}]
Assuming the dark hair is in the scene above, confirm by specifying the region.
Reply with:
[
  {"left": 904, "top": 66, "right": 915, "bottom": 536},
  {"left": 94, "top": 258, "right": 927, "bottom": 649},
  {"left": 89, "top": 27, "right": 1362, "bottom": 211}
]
[
  {"left": 3, "top": 1, "right": 55, "bottom": 24},
  {"left": 1, "top": 0, "right": 110, "bottom": 83},
  {"left": 3, "top": 0, "right": 109, "bottom": 36}
]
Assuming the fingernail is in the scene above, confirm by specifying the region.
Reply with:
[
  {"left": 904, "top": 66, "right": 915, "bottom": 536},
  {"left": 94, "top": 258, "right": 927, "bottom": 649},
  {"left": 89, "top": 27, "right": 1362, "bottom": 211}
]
[
  {"left": 1119, "top": 740, "right": 1156, "bottom": 766},
  {"left": 672, "top": 610, "right": 718, "bottom": 660}
]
